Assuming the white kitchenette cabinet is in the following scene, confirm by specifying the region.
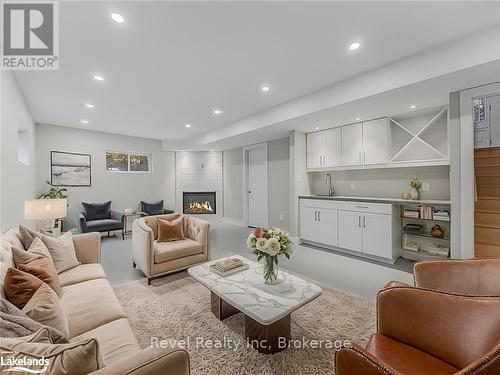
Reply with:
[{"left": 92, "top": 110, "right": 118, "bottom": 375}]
[
  {"left": 341, "top": 123, "right": 363, "bottom": 166},
  {"left": 299, "top": 199, "right": 338, "bottom": 247},
  {"left": 362, "top": 118, "right": 389, "bottom": 164},
  {"left": 306, "top": 128, "right": 341, "bottom": 169},
  {"left": 338, "top": 210, "right": 363, "bottom": 252}
]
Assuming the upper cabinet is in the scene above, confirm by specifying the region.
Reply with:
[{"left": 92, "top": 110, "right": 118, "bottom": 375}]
[{"left": 306, "top": 106, "right": 448, "bottom": 171}]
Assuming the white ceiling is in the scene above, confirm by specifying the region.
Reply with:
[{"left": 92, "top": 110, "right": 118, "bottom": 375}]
[{"left": 15, "top": 1, "right": 500, "bottom": 142}]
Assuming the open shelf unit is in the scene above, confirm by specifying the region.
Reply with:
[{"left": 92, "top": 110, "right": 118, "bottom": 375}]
[{"left": 400, "top": 201, "right": 451, "bottom": 262}]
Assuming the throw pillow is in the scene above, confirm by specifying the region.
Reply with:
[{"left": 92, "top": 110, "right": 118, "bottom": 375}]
[
  {"left": 12, "top": 239, "right": 62, "bottom": 297},
  {"left": 141, "top": 200, "right": 164, "bottom": 216},
  {"left": 144, "top": 213, "right": 180, "bottom": 240},
  {"left": 4, "top": 268, "right": 43, "bottom": 309},
  {"left": 1, "top": 328, "right": 103, "bottom": 375},
  {"left": 18, "top": 225, "right": 42, "bottom": 250},
  {"left": 158, "top": 217, "right": 184, "bottom": 242},
  {"left": 0, "top": 297, "right": 68, "bottom": 343},
  {"left": 82, "top": 200, "right": 111, "bottom": 221},
  {"left": 22, "top": 283, "right": 69, "bottom": 340},
  {"left": 41, "top": 231, "right": 80, "bottom": 273}
]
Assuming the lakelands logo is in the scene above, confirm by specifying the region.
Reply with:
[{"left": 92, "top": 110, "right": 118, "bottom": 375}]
[
  {"left": 1, "top": 351, "right": 49, "bottom": 373},
  {"left": 1, "top": 1, "right": 59, "bottom": 69}
]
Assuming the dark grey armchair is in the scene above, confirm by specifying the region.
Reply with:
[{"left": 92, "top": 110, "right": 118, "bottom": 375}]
[
  {"left": 78, "top": 201, "right": 125, "bottom": 239},
  {"left": 139, "top": 200, "right": 174, "bottom": 217}
]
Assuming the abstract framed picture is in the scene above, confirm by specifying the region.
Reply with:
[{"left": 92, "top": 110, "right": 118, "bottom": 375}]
[{"left": 50, "top": 151, "right": 91, "bottom": 186}]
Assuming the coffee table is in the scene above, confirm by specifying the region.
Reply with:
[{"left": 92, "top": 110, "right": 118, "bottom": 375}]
[{"left": 188, "top": 255, "right": 322, "bottom": 354}]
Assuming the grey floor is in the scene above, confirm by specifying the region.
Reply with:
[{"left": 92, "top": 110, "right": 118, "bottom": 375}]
[{"left": 101, "top": 221, "right": 414, "bottom": 301}]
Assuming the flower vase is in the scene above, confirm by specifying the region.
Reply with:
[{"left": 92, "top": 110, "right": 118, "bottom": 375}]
[
  {"left": 263, "top": 255, "right": 279, "bottom": 284},
  {"left": 410, "top": 188, "right": 420, "bottom": 200}
]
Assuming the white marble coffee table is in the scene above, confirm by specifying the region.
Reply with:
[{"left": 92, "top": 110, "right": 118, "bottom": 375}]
[{"left": 188, "top": 255, "right": 322, "bottom": 354}]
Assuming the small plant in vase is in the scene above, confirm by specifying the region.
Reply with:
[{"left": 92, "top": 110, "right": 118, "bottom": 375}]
[
  {"left": 247, "top": 227, "right": 293, "bottom": 284},
  {"left": 409, "top": 178, "right": 423, "bottom": 200}
]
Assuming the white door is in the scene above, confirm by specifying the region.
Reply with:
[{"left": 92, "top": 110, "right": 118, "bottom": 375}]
[
  {"left": 299, "top": 206, "right": 318, "bottom": 242},
  {"left": 341, "top": 123, "right": 363, "bottom": 166},
  {"left": 489, "top": 95, "right": 500, "bottom": 147},
  {"left": 363, "top": 119, "right": 388, "bottom": 164},
  {"left": 362, "top": 213, "right": 392, "bottom": 259},
  {"left": 338, "top": 210, "right": 363, "bottom": 252},
  {"left": 324, "top": 128, "right": 342, "bottom": 168},
  {"left": 315, "top": 208, "right": 338, "bottom": 246},
  {"left": 307, "top": 131, "right": 325, "bottom": 169},
  {"left": 247, "top": 148, "right": 268, "bottom": 227}
]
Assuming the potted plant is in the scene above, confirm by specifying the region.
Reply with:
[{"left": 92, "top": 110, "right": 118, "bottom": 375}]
[
  {"left": 38, "top": 181, "right": 68, "bottom": 199},
  {"left": 247, "top": 227, "right": 293, "bottom": 284},
  {"left": 409, "top": 178, "right": 423, "bottom": 200}
]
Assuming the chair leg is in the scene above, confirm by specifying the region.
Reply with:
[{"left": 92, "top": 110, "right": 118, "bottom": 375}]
[
  {"left": 107, "top": 231, "right": 110, "bottom": 237},
  {"left": 147, "top": 277, "right": 152, "bottom": 286},
  {"left": 132, "top": 261, "right": 136, "bottom": 268},
  {"left": 122, "top": 231, "right": 125, "bottom": 240}
]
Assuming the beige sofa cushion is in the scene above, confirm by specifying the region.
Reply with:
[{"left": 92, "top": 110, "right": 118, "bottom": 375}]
[
  {"left": 42, "top": 232, "right": 81, "bottom": 273},
  {"left": 154, "top": 238, "right": 202, "bottom": 264},
  {"left": 22, "top": 283, "right": 69, "bottom": 340},
  {"left": 59, "top": 263, "right": 106, "bottom": 287},
  {"left": 1, "top": 229, "right": 22, "bottom": 298},
  {"left": 158, "top": 217, "right": 184, "bottom": 242},
  {"left": 144, "top": 213, "right": 180, "bottom": 240},
  {"left": 1, "top": 328, "right": 102, "bottom": 375},
  {"left": 71, "top": 318, "right": 141, "bottom": 366},
  {"left": 61, "top": 278, "right": 126, "bottom": 338}
]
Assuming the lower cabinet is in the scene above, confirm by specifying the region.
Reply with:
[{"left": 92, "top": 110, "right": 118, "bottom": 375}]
[
  {"left": 299, "top": 200, "right": 338, "bottom": 247},
  {"left": 338, "top": 210, "right": 363, "bottom": 252}
]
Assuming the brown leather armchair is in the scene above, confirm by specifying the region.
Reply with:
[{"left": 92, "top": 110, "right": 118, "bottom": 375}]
[
  {"left": 335, "top": 285, "right": 500, "bottom": 375},
  {"left": 413, "top": 258, "right": 500, "bottom": 296}
]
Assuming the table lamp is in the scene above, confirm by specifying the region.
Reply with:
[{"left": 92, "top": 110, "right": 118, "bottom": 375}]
[{"left": 25, "top": 199, "right": 68, "bottom": 230}]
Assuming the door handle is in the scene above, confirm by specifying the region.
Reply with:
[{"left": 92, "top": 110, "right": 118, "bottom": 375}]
[{"left": 363, "top": 216, "right": 366, "bottom": 228}]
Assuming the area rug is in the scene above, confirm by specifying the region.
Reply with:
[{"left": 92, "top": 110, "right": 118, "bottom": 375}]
[{"left": 113, "top": 272, "right": 375, "bottom": 375}]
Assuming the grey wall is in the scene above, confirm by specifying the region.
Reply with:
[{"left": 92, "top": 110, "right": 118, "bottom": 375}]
[
  {"left": 289, "top": 131, "right": 310, "bottom": 236},
  {"left": 1, "top": 71, "right": 37, "bottom": 230},
  {"left": 269, "top": 138, "right": 290, "bottom": 231},
  {"left": 448, "top": 91, "right": 461, "bottom": 257},
  {"left": 223, "top": 148, "right": 243, "bottom": 222},
  {"left": 35, "top": 124, "right": 175, "bottom": 229},
  {"left": 308, "top": 165, "right": 450, "bottom": 200}
]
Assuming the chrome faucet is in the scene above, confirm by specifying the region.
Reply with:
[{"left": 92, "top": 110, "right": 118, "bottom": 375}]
[{"left": 325, "top": 173, "right": 335, "bottom": 196}]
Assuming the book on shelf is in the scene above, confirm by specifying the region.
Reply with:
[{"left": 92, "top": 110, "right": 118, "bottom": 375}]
[
  {"left": 403, "top": 209, "right": 420, "bottom": 218},
  {"left": 209, "top": 258, "right": 249, "bottom": 277}
]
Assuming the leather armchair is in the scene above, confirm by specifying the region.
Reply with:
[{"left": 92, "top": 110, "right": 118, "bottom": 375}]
[
  {"left": 413, "top": 258, "right": 500, "bottom": 296},
  {"left": 78, "top": 210, "right": 125, "bottom": 239},
  {"left": 335, "top": 285, "right": 500, "bottom": 375}
]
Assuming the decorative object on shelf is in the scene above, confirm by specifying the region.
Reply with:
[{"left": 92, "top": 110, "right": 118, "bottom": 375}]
[
  {"left": 404, "top": 224, "right": 423, "bottom": 233},
  {"left": 25, "top": 199, "right": 68, "bottom": 231},
  {"left": 401, "top": 192, "right": 412, "bottom": 200},
  {"left": 247, "top": 227, "right": 293, "bottom": 284},
  {"left": 124, "top": 208, "right": 136, "bottom": 215},
  {"left": 408, "top": 178, "right": 423, "bottom": 200},
  {"left": 209, "top": 258, "right": 249, "bottom": 277},
  {"left": 403, "top": 238, "right": 419, "bottom": 252},
  {"left": 50, "top": 151, "right": 91, "bottom": 186},
  {"left": 431, "top": 224, "right": 445, "bottom": 239}
]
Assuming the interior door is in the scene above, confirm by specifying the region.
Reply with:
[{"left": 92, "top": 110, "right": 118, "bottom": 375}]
[
  {"left": 362, "top": 213, "right": 392, "bottom": 258},
  {"left": 489, "top": 95, "right": 500, "bottom": 147},
  {"left": 341, "top": 123, "right": 363, "bottom": 166},
  {"left": 363, "top": 119, "right": 388, "bottom": 164},
  {"left": 338, "top": 210, "right": 363, "bottom": 252},
  {"left": 247, "top": 148, "right": 268, "bottom": 227},
  {"left": 324, "top": 128, "right": 342, "bottom": 168}
]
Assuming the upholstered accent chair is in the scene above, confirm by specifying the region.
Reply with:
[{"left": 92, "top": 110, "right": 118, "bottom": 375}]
[
  {"left": 139, "top": 200, "right": 174, "bottom": 217},
  {"left": 78, "top": 201, "right": 124, "bottom": 239},
  {"left": 335, "top": 284, "right": 500, "bottom": 375},
  {"left": 132, "top": 214, "right": 210, "bottom": 284}
]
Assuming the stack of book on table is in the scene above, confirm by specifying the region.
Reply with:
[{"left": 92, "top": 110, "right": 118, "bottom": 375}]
[{"left": 209, "top": 258, "right": 249, "bottom": 277}]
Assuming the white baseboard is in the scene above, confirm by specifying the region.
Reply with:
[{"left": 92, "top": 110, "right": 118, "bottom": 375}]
[{"left": 221, "top": 217, "right": 245, "bottom": 227}]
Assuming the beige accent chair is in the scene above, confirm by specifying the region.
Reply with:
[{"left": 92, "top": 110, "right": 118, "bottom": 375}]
[
  {"left": 1, "top": 228, "right": 190, "bottom": 375},
  {"left": 132, "top": 214, "right": 210, "bottom": 285}
]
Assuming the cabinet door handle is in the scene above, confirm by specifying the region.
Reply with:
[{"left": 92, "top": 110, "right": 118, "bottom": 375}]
[
  {"left": 314, "top": 211, "right": 317, "bottom": 221},
  {"left": 363, "top": 216, "right": 366, "bottom": 228},
  {"left": 318, "top": 211, "right": 320, "bottom": 221},
  {"left": 356, "top": 205, "right": 369, "bottom": 209},
  {"left": 358, "top": 215, "right": 361, "bottom": 227}
]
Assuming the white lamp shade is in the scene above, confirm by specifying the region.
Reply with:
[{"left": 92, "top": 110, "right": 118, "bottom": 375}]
[{"left": 25, "top": 199, "right": 68, "bottom": 220}]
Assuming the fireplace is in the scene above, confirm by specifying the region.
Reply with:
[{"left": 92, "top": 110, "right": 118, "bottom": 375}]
[{"left": 183, "top": 192, "right": 216, "bottom": 214}]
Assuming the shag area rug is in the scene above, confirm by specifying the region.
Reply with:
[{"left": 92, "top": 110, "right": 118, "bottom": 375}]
[{"left": 113, "top": 272, "right": 375, "bottom": 375}]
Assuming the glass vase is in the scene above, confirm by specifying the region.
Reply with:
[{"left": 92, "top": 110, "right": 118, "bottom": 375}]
[{"left": 263, "top": 255, "right": 279, "bottom": 284}]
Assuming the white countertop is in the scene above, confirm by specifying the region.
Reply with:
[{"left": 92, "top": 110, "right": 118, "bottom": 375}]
[
  {"left": 188, "top": 255, "right": 322, "bottom": 325},
  {"left": 299, "top": 195, "right": 451, "bottom": 205}
]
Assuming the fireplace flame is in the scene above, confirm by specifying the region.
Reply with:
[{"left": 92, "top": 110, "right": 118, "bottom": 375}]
[{"left": 186, "top": 199, "right": 214, "bottom": 214}]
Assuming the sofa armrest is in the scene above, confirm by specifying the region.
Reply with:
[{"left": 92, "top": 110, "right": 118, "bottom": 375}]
[
  {"left": 91, "top": 347, "right": 190, "bottom": 375},
  {"left": 183, "top": 216, "right": 210, "bottom": 257},
  {"left": 414, "top": 259, "right": 500, "bottom": 296},
  {"left": 110, "top": 210, "right": 124, "bottom": 224},
  {"left": 78, "top": 213, "right": 87, "bottom": 233},
  {"left": 456, "top": 341, "right": 500, "bottom": 375},
  {"left": 132, "top": 219, "right": 154, "bottom": 276},
  {"left": 383, "top": 281, "right": 411, "bottom": 289},
  {"left": 72, "top": 232, "right": 101, "bottom": 264},
  {"left": 335, "top": 343, "right": 399, "bottom": 375}
]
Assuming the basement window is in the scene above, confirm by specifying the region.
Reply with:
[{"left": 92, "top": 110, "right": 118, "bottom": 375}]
[{"left": 106, "top": 151, "right": 151, "bottom": 173}]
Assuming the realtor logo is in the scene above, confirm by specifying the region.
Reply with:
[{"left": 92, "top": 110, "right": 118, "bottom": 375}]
[{"left": 1, "top": 1, "right": 59, "bottom": 69}]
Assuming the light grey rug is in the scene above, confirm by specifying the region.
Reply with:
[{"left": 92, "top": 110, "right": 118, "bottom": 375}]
[{"left": 113, "top": 272, "right": 375, "bottom": 375}]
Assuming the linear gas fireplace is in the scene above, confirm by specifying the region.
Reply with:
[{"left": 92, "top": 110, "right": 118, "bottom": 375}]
[{"left": 183, "top": 192, "right": 216, "bottom": 214}]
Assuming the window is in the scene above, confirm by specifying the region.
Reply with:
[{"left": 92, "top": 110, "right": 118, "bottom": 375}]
[
  {"left": 106, "top": 151, "right": 151, "bottom": 173},
  {"left": 473, "top": 97, "right": 487, "bottom": 123}
]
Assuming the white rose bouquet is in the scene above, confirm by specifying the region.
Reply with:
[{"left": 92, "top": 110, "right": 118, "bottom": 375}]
[{"left": 246, "top": 227, "right": 293, "bottom": 284}]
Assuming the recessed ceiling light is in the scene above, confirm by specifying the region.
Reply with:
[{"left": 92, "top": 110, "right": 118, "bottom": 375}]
[
  {"left": 111, "top": 13, "right": 125, "bottom": 23},
  {"left": 81, "top": 120, "right": 89, "bottom": 125},
  {"left": 93, "top": 74, "right": 104, "bottom": 81},
  {"left": 261, "top": 85, "right": 270, "bottom": 92},
  {"left": 410, "top": 105, "right": 417, "bottom": 109},
  {"left": 349, "top": 42, "right": 361, "bottom": 51},
  {"left": 185, "top": 124, "right": 191, "bottom": 128},
  {"left": 314, "top": 126, "right": 320, "bottom": 130},
  {"left": 356, "top": 117, "right": 360, "bottom": 121},
  {"left": 85, "top": 103, "right": 95, "bottom": 109},
  {"left": 213, "top": 109, "right": 224, "bottom": 115}
]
